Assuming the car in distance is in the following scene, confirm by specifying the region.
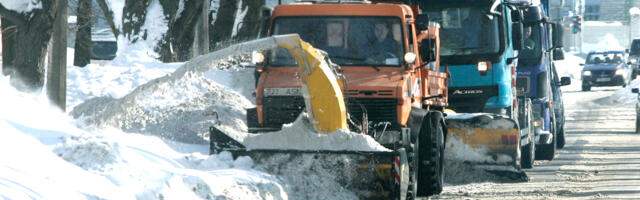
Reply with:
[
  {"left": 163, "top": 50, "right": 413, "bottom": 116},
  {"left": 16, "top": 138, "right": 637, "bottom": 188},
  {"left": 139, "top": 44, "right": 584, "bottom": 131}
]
[{"left": 581, "top": 51, "right": 632, "bottom": 91}]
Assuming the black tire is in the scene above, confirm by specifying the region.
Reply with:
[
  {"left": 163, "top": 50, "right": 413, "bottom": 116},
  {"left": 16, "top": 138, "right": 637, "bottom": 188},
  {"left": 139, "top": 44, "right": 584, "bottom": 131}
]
[
  {"left": 556, "top": 126, "right": 566, "bottom": 149},
  {"left": 415, "top": 112, "right": 445, "bottom": 197},
  {"left": 521, "top": 142, "right": 535, "bottom": 169},
  {"left": 581, "top": 84, "right": 591, "bottom": 91}
]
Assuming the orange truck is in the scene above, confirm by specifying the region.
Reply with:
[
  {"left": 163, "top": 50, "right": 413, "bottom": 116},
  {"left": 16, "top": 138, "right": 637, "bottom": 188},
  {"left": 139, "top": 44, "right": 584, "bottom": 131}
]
[{"left": 243, "top": 0, "right": 449, "bottom": 198}]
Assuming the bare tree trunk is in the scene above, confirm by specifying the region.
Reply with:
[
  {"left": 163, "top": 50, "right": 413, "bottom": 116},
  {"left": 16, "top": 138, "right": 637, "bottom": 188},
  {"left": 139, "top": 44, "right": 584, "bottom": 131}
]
[
  {"left": 166, "top": 0, "right": 203, "bottom": 61},
  {"left": 0, "top": 1, "right": 56, "bottom": 91},
  {"left": 210, "top": 0, "right": 239, "bottom": 50},
  {"left": 48, "top": 0, "right": 68, "bottom": 110},
  {"left": 193, "top": 0, "right": 210, "bottom": 56},
  {"left": 74, "top": 0, "right": 92, "bottom": 67},
  {"left": 1, "top": 17, "right": 16, "bottom": 76},
  {"left": 235, "top": 0, "right": 264, "bottom": 42}
]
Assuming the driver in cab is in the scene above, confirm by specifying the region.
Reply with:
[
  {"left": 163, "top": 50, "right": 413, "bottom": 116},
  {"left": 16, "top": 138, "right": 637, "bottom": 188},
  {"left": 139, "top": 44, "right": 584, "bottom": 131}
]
[{"left": 365, "top": 22, "right": 400, "bottom": 64}]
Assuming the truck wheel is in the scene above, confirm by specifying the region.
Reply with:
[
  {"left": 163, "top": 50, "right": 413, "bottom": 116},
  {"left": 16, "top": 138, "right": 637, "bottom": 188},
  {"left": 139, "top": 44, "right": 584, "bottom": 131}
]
[
  {"left": 581, "top": 84, "right": 591, "bottom": 91},
  {"left": 521, "top": 142, "right": 535, "bottom": 169},
  {"left": 415, "top": 112, "right": 444, "bottom": 197},
  {"left": 556, "top": 126, "right": 566, "bottom": 149}
]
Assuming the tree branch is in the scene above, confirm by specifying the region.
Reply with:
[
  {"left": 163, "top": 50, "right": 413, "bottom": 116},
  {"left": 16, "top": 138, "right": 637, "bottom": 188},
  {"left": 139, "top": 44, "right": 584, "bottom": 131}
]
[{"left": 0, "top": 3, "right": 27, "bottom": 27}]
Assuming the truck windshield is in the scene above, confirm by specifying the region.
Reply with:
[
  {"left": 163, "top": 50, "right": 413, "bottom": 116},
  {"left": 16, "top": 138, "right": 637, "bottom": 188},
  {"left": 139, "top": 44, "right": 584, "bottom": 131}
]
[
  {"left": 269, "top": 17, "right": 404, "bottom": 66},
  {"left": 586, "top": 53, "right": 624, "bottom": 64},
  {"left": 426, "top": 7, "right": 501, "bottom": 57},
  {"left": 519, "top": 24, "right": 542, "bottom": 62}
]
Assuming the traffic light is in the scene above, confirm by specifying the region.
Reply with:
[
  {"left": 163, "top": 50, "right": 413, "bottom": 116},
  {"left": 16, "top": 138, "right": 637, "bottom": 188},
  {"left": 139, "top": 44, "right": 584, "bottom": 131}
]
[{"left": 571, "top": 15, "right": 582, "bottom": 34}]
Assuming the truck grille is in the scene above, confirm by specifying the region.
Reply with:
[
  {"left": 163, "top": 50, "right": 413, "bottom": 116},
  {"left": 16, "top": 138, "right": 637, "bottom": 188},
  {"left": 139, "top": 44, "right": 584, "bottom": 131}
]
[
  {"left": 346, "top": 98, "right": 397, "bottom": 123},
  {"left": 262, "top": 97, "right": 397, "bottom": 125},
  {"left": 263, "top": 96, "right": 305, "bottom": 124},
  {"left": 591, "top": 70, "right": 615, "bottom": 76}
]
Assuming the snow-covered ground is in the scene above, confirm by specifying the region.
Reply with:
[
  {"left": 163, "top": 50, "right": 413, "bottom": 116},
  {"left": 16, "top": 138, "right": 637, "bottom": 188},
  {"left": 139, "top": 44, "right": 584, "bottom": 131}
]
[{"left": 1, "top": 46, "right": 299, "bottom": 199}]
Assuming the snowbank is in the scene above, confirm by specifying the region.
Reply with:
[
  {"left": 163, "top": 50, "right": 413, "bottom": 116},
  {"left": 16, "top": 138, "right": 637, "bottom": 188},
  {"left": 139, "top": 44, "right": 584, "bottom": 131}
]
[
  {"left": 607, "top": 78, "right": 640, "bottom": 106},
  {"left": 243, "top": 114, "right": 390, "bottom": 151},
  {"left": 630, "top": 7, "right": 640, "bottom": 16},
  {"left": 0, "top": 71, "right": 293, "bottom": 199},
  {"left": 582, "top": 34, "right": 626, "bottom": 54}
]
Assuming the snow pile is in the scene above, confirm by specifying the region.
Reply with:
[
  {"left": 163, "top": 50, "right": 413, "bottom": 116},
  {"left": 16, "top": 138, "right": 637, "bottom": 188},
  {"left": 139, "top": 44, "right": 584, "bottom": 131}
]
[
  {"left": 66, "top": 56, "right": 180, "bottom": 109},
  {"left": 243, "top": 113, "right": 390, "bottom": 151},
  {"left": 53, "top": 135, "right": 122, "bottom": 171},
  {"left": 606, "top": 78, "right": 640, "bottom": 106},
  {"left": 254, "top": 153, "right": 361, "bottom": 200},
  {"left": 630, "top": 7, "right": 640, "bottom": 16},
  {"left": 582, "top": 34, "right": 626, "bottom": 54},
  {"left": 71, "top": 56, "right": 255, "bottom": 144}
]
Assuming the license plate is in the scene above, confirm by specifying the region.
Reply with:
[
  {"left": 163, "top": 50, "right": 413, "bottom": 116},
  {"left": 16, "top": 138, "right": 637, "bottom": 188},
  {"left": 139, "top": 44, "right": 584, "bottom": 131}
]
[{"left": 596, "top": 77, "right": 611, "bottom": 82}]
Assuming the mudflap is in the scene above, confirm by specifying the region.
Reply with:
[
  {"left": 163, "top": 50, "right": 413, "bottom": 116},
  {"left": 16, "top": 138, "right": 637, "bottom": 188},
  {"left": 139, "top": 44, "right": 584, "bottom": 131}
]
[
  {"left": 209, "top": 126, "right": 410, "bottom": 199},
  {"left": 444, "top": 114, "right": 522, "bottom": 169}
]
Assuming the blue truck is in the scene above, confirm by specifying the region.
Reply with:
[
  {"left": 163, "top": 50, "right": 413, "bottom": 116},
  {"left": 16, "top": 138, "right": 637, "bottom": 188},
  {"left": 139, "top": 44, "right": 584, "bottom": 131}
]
[
  {"left": 423, "top": 0, "right": 537, "bottom": 169},
  {"left": 515, "top": 2, "right": 571, "bottom": 161}
]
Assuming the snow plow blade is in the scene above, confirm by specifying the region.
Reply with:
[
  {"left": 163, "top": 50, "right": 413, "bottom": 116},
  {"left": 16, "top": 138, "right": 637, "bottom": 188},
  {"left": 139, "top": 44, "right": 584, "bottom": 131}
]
[
  {"left": 209, "top": 126, "right": 410, "bottom": 200},
  {"left": 445, "top": 114, "right": 521, "bottom": 168}
]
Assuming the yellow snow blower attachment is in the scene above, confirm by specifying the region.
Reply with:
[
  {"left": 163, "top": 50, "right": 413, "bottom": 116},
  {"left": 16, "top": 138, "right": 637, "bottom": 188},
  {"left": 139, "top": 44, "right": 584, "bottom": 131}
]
[
  {"left": 207, "top": 34, "right": 411, "bottom": 199},
  {"left": 444, "top": 112, "right": 521, "bottom": 168}
]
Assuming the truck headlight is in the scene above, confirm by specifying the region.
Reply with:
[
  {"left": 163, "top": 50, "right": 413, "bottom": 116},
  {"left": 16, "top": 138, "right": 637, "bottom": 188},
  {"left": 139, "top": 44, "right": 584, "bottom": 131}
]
[
  {"left": 477, "top": 61, "right": 491, "bottom": 72},
  {"left": 252, "top": 51, "right": 265, "bottom": 64},
  {"left": 263, "top": 88, "right": 301, "bottom": 96},
  {"left": 582, "top": 71, "right": 591, "bottom": 76},
  {"left": 616, "top": 69, "right": 624, "bottom": 75},
  {"left": 631, "top": 58, "right": 638, "bottom": 63}
]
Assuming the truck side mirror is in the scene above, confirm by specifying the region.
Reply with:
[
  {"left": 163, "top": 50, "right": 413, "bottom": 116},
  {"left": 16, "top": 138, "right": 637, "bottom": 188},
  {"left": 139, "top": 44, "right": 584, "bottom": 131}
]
[
  {"left": 416, "top": 14, "right": 429, "bottom": 31},
  {"left": 552, "top": 22, "right": 564, "bottom": 48},
  {"left": 512, "top": 22, "right": 524, "bottom": 51},
  {"left": 579, "top": 63, "right": 585, "bottom": 66},
  {"left": 626, "top": 49, "right": 631, "bottom": 54},
  {"left": 553, "top": 48, "right": 565, "bottom": 60},
  {"left": 633, "top": 88, "right": 639, "bottom": 93},
  {"left": 560, "top": 77, "right": 571, "bottom": 86},
  {"left": 419, "top": 38, "right": 436, "bottom": 62}
]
